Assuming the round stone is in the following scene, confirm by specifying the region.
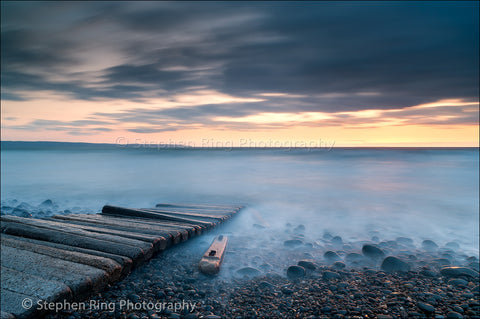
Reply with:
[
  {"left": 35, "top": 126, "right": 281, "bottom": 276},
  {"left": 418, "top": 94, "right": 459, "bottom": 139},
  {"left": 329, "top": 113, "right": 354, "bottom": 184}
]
[
  {"left": 422, "top": 239, "right": 438, "bottom": 252},
  {"left": 381, "top": 256, "right": 410, "bottom": 273},
  {"left": 236, "top": 267, "right": 262, "bottom": 277},
  {"left": 297, "top": 260, "right": 316, "bottom": 270},
  {"left": 445, "top": 242, "right": 460, "bottom": 250},
  {"left": 331, "top": 236, "right": 343, "bottom": 247},
  {"left": 322, "top": 271, "right": 341, "bottom": 280},
  {"left": 333, "top": 261, "right": 346, "bottom": 269},
  {"left": 287, "top": 265, "right": 306, "bottom": 280},
  {"left": 294, "top": 224, "right": 305, "bottom": 233},
  {"left": 417, "top": 302, "right": 435, "bottom": 313},
  {"left": 324, "top": 251, "right": 341, "bottom": 262},
  {"left": 440, "top": 267, "right": 479, "bottom": 278},
  {"left": 284, "top": 239, "right": 304, "bottom": 247},
  {"left": 446, "top": 312, "right": 464, "bottom": 319},
  {"left": 362, "top": 244, "right": 385, "bottom": 259},
  {"left": 448, "top": 278, "right": 468, "bottom": 287}
]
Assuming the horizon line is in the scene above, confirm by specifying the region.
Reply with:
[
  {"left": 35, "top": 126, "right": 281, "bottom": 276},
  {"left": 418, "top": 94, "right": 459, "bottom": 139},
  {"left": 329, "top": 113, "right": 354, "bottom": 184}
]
[{"left": 1, "top": 140, "right": 478, "bottom": 149}]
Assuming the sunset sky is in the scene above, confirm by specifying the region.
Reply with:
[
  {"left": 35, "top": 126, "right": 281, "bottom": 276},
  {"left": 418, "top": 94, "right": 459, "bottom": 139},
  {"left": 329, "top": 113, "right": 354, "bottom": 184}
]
[{"left": 1, "top": 1, "right": 478, "bottom": 147}]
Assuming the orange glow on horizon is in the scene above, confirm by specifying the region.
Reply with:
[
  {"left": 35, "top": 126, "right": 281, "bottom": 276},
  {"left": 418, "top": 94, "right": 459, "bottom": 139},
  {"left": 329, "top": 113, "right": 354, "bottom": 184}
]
[{"left": 1, "top": 92, "right": 478, "bottom": 147}]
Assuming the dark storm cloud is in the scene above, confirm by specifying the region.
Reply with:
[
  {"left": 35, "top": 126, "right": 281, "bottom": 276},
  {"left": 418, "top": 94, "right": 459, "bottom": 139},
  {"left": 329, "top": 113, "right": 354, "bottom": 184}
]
[{"left": 1, "top": 1, "right": 478, "bottom": 123}]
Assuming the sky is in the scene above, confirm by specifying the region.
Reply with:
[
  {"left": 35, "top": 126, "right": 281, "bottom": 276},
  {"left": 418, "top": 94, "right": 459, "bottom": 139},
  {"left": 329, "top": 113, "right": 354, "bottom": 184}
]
[{"left": 1, "top": 1, "right": 478, "bottom": 147}]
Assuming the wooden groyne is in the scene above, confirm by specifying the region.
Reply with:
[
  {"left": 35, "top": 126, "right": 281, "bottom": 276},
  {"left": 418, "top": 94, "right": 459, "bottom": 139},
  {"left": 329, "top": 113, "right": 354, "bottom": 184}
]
[{"left": 0, "top": 203, "right": 242, "bottom": 319}]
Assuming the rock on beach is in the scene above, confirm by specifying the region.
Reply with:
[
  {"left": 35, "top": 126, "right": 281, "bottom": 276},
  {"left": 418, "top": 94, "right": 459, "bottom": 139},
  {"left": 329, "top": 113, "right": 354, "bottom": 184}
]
[{"left": 381, "top": 256, "right": 410, "bottom": 273}]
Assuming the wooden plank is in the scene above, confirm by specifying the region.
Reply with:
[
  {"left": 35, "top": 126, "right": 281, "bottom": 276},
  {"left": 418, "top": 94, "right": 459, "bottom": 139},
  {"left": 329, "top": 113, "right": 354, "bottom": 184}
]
[
  {"left": 51, "top": 218, "right": 175, "bottom": 248},
  {"left": 199, "top": 235, "right": 228, "bottom": 275},
  {"left": 1, "top": 221, "right": 147, "bottom": 264},
  {"left": 1, "top": 289, "right": 38, "bottom": 319},
  {"left": 142, "top": 208, "right": 226, "bottom": 222},
  {"left": 1, "top": 235, "right": 123, "bottom": 282},
  {"left": 53, "top": 214, "right": 188, "bottom": 244},
  {"left": 0, "top": 216, "right": 154, "bottom": 260},
  {"left": 1, "top": 234, "right": 133, "bottom": 275},
  {"left": 105, "top": 215, "right": 204, "bottom": 236},
  {"left": 1, "top": 245, "right": 109, "bottom": 297},
  {"left": 54, "top": 213, "right": 192, "bottom": 238},
  {"left": 102, "top": 205, "right": 214, "bottom": 228},
  {"left": 39, "top": 218, "right": 168, "bottom": 252},
  {"left": 150, "top": 206, "right": 238, "bottom": 217},
  {"left": 156, "top": 203, "right": 242, "bottom": 211},
  {"left": 99, "top": 214, "right": 203, "bottom": 237},
  {"left": 1, "top": 266, "right": 72, "bottom": 318}
]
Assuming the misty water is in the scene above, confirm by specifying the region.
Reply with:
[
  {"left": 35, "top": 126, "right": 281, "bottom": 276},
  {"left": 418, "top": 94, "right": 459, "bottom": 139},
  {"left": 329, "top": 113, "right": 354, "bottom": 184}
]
[{"left": 1, "top": 145, "right": 478, "bottom": 256}]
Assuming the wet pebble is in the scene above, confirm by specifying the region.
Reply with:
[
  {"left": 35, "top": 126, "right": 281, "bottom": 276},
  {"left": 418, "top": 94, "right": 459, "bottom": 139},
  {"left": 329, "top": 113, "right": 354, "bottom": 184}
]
[
  {"left": 293, "top": 224, "right": 305, "bottom": 233},
  {"left": 331, "top": 236, "right": 343, "bottom": 247},
  {"left": 283, "top": 239, "right": 304, "bottom": 247},
  {"left": 420, "top": 269, "right": 438, "bottom": 277},
  {"left": 324, "top": 251, "right": 341, "bottom": 262},
  {"left": 448, "top": 278, "right": 468, "bottom": 287},
  {"left": 422, "top": 239, "right": 439, "bottom": 252},
  {"left": 258, "top": 281, "right": 276, "bottom": 290},
  {"left": 362, "top": 244, "right": 385, "bottom": 259},
  {"left": 40, "top": 199, "right": 54, "bottom": 207},
  {"left": 445, "top": 242, "right": 460, "bottom": 250},
  {"left": 332, "top": 261, "right": 346, "bottom": 270},
  {"left": 440, "top": 267, "right": 479, "bottom": 278},
  {"left": 286, "top": 265, "right": 306, "bottom": 280},
  {"left": 446, "top": 312, "right": 463, "bottom": 319},
  {"left": 259, "top": 262, "right": 272, "bottom": 272},
  {"left": 297, "top": 260, "right": 316, "bottom": 270},
  {"left": 417, "top": 302, "right": 435, "bottom": 313},
  {"left": 381, "top": 256, "right": 410, "bottom": 273},
  {"left": 322, "top": 271, "right": 341, "bottom": 280},
  {"left": 236, "top": 267, "right": 262, "bottom": 277}
]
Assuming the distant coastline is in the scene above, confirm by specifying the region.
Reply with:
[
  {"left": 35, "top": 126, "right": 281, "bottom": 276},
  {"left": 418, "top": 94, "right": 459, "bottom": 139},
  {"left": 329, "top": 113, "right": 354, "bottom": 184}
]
[{"left": 1, "top": 140, "right": 477, "bottom": 151}]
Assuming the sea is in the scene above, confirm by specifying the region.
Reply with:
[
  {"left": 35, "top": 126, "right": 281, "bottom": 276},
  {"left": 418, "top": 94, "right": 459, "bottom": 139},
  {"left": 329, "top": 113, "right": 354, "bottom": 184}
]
[{"left": 1, "top": 142, "right": 478, "bottom": 255}]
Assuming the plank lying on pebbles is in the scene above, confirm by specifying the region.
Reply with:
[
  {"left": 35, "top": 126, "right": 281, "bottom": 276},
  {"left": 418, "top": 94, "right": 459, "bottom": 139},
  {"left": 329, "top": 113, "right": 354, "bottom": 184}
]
[
  {"left": 102, "top": 205, "right": 214, "bottom": 228},
  {"left": 1, "top": 266, "right": 72, "bottom": 318},
  {"left": 1, "top": 235, "right": 123, "bottom": 282},
  {"left": 1, "top": 221, "right": 146, "bottom": 264},
  {"left": 199, "top": 235, "right": 228, "bottom": 275},
  {"left": 0, "top": 216, "right": 154, "bottom": 260},
  {"left": 1, "top": 245, "right": 108, "bottom": 297},
  {"left": 1, "top": 234, "right": 133, "bottom": 275},
  {"left": 53, "top": 214, "right": 189, "bottom": 244}
]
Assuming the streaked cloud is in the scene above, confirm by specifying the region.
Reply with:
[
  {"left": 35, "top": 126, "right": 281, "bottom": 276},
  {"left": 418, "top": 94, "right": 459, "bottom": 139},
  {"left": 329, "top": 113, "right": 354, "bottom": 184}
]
[{"left": 1, "top": 1, "right": 478, "bottom": 145}]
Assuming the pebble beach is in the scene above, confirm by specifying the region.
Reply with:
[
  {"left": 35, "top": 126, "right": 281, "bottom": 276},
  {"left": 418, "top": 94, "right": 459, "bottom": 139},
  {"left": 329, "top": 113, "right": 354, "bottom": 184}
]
[{"left": 35, "top": 208, "right": 479, "bottom": 319}]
